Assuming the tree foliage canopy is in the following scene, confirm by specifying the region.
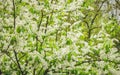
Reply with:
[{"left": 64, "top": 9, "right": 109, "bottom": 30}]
[{"left": 0, "top": 0, "right": 120, "bottom": 75}]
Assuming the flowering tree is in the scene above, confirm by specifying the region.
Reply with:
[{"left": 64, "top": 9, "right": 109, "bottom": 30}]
[{"left": 0, "top": 0, "right": 120, "bottom": 75}]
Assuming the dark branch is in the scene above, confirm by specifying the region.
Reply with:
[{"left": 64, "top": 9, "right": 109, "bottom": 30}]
[
  {"left": 40, "top": 16, "right": 49, "bottom": 48},
  {"left": 115, "top": 0, "right": 120, "bottom": 6},
  {"left": 13, "top": 50, "right": 24, "bottom": 75},
  {"left": 83, "top": 21, "right": 89, "bottom": 29},
  {"left": 20, "top": 0, "right": 22, "bottom": 3},
  {"left": 38, "top": 11, "right": 44, "bottom": 31},
  {"left": 33, "top": 68, "right": 36, "bottom": 75},
  {"left": 44, "top": 16, "right": 49, "bottom": 34},
  {"left": 1, "top": 50, "right": 17, "bottom": 65},
  {"left": 12, "top": 0, "right": 24, "bottom": 74},
  {"left": 90, "top": 26, "right": 102, "bottom": 31},
  {"left": 37, "top": 66, "right": 43, "bottom": 74},
  {"left": 49, "top": 59, "right": 120, "bottom": 73},
  {"left": 90, "top": 0, "right": 106, "bottom": 26},
  {"left": 12, "top": 0, "right": 16, "bottom": 29}
]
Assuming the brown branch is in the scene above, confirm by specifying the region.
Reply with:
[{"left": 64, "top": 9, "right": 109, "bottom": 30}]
[
  {"left": 83, "top": 14, "right": 88, "bottom": 19},
  {"left": 40, "top": 16, "right": 49, "bottom": 48},
  {"left": 2, "top": 51, "right": 17, "bottom": 65},
  {"left": 1, "top": 42, "right": 17, "bottom": 67},
  {"left": 75, "top": 59, "right": 120, "bottom": 66},
  {"left": 12, "top": 0, "right": 24, "bottom": 74},
  {"left": 33, "top": 68, "right": 36, "bottom": 75},
  {"left": 36, "top": 36, "right": 39, "bottom": 51},
  {"left": 38, "top": 11, "right": 44, "bottom": 31},
  {"left": 12, "top": 0, "right": 16, "bottom": 29},
  {"left": 90, "top": 26, "right": 102, "bottom": 31},
  {"left": 36, "top": 11, "right": 44, "bottom": 51},
  {"left": 43, "top": 62, "right": 53, "bottom": 75},
  {"left": 19, "top": 52, "right": 26, "bottom": 61},
  {"left": 56, "top": 30, "right": 58, "bottom": 41},
  {"left": 43, "top": 69, "right": 49, "bottom": 75},
  {"left": 83, "top": 21, "right": 91, "bottom": 39},
  {"left": 20, "top": 0, "right": 22, "bottom": 3},
  {"left": 90, "top": 14, "right": 98, "bottom": 26},
  {"left": 44, "top": 16, "right": 49, "bottom": 34},
  {"left": 37, "top": 66, "right": 43, "bottom": 74},
  {"left": 90, "top": 0, "right": 106, "bottom": 26},
  {"left": 87, "top": 0, "right": 106, "bottom": 39},
  {"left": 13, "top": 50, "right": 24, "bottom": 75},
  {"left": 115, "top": 0, "right": 120, "bottom": 6},
  {"left": 49, "top": 59, "right": 120, "bottom": 73}
]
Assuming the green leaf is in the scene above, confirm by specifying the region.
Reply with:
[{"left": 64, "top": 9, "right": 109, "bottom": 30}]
[
  {"left": 103, "top": 65, "right": 108, "bottom": 71},
  {"left": 10, "top": 36, "right": 17, "bottom": 45},
  {"left": 16, "top": 26, "right": 25, "bottom": 33},
  {"left": 35, "top": 56, "right": 40, "bottom": 62},
  {"left": 67, "top": 0, "right": 73, "bottom": 3},
  {"left": 29, "top": 7, "right": 34, "bottom": 14},
  {"left": 105, "top": 45, "right": 110, "bottom": 53},
  {"left": 66, "top": 38, "right": 73, "bottom": 45},
  {"left": 21, "top": 2, "right": 29, "bottom": 6},
  {"left": 67, "top": 52, "right": 72, "bottom": 62}
]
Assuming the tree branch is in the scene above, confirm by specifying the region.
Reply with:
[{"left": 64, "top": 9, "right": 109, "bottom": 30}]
[
  {"left": 87, "top": 0, "right": 106, "bottom": 39},
  {"left": 90, "top": 26, "right": 102, "bottom": 31},
  {"left": 12, "top": 0, "right": 16, "bottom": 29},
  {"left": 40, "top": 16, "right": 49, "bottom": 48},
  {"left": 12, "top": 0, "right": 24, "bottom": 74},
  {"left": 90, "top": 0, "right": 106, "bottom": 26},
  {"left": 115, "top": 0, "right": 120, "bottom": 6},
  {"left": 49, "top": 59, "right": 120, "bottom": 73},
  {"left": 33, "top": 68, "right": 36, "bottom": 75},
  {"left": 20, "top": 0, "right": 22, "bottom": 3},
  {"left": 37, "top": 66, "right": 43, "bottom": 75},
  {"left": 13, "top": 50, "right": 24, "bottom": 75},
  {"left": 38, "top": 11, "right": 44, "bottom": 31},
  {"left": 1, "top": 50, "right": 17, "bottom": 65}
]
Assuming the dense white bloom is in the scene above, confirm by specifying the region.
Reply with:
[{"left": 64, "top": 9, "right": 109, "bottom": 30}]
[
  {"left": 68, "top": 2, "right": 77, "bottom": 11},
  {"left": 108, "top": 48, "right": 119, "bottom": 61},
  {"left": 0, "top": 0, "right": 119, "bottom": 74},
  {"left": 96, "top": 61, "right": 106, "bottom": 68},
  {"left": 100, "top": 50, "right": 107, "bottom": 59},
  {"left": 109, "top": 68, "right": 120, "bottom": 75}
]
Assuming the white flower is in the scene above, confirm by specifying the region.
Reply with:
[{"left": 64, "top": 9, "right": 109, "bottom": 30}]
[
  {"left": 109, "top": 68, "right": 120, "bottom": 75},
  {"left": 62, "top": 22, "right": 71, "bottom": 28},
  {"left": 61, "top": 46, "right": 70, "bottom": 55},
  {"left": 69, "top": 2, "right": 76, "bottom": 11},
  {"left": 100, "top": 50, "right": 107, "bottom": 59},
  {"left": 88, "top": 6, "right": 94, "bottom": 10},
  {"left": 96, "top": 61, "right": 106, "bottom": 68},
  {"left": 46, "top": 56, "right": 53, "bottom": 61},
  {"left": 73, "top": 20, "right": 81, "bottom": 25},
  {"left": 81, "top": 47, "right": 90, "bottom": 54}
]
